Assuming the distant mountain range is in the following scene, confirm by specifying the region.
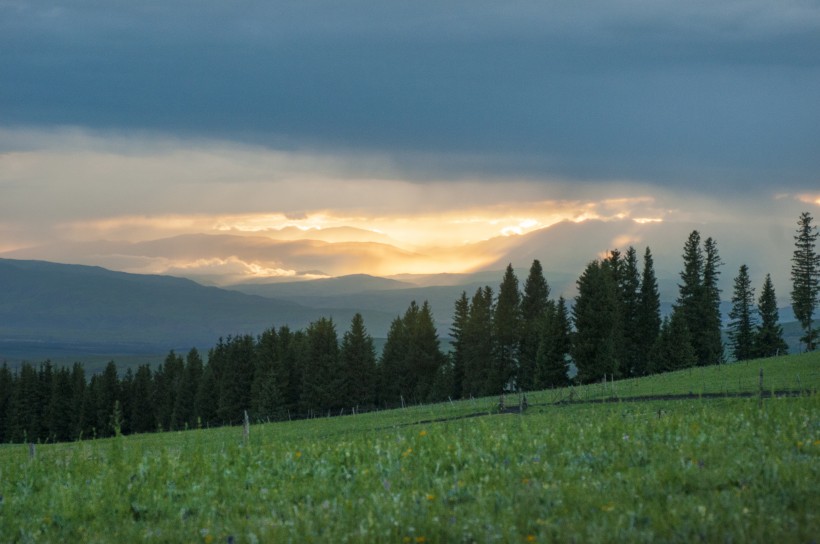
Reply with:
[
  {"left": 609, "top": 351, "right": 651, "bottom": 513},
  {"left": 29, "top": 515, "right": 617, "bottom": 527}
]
[{"left": 0, "top": 217, "right": 803, "bottom": 366}]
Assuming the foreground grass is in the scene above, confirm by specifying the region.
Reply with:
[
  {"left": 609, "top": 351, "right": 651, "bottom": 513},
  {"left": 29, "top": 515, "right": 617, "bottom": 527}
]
[{"left": 1, "top": 354, "right": 818, "bottom": 542}]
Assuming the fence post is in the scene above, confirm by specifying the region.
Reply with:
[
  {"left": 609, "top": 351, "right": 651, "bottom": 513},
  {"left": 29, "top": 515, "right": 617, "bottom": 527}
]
[
  {"left": 758, "top": 368, "right": 764, "bottom": 407},
  {"left": 243, "top": 410, "right": 250, "bottom": 445},
  {"left": 28, "top": 443, "right": 36, "bottom": 460}
]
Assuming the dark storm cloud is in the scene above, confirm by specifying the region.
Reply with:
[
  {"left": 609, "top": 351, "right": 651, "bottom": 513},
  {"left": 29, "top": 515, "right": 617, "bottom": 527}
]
[{"left": 2, "top": 0, "right": 819, "bottom": 189}]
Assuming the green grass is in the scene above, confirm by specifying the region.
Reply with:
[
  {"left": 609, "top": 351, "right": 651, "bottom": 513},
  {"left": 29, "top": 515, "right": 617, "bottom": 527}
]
[{"left": 1, "top": 354, "right": 818, "bottom": 543}]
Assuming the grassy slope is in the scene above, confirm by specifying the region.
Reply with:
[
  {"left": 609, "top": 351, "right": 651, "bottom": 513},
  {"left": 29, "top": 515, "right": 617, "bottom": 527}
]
[{"left": 1, "top": 353, "right": 818, "bottom": 542}]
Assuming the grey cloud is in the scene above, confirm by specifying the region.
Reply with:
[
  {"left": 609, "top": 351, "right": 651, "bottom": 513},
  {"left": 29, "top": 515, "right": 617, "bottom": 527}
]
[{"left": 2, "top": 0, "right": 819, "bottom": 190}]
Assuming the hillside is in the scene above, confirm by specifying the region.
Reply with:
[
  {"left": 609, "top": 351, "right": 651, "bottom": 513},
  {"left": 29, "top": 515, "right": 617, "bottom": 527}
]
[{"left": 0, "top": 259, "right": 396, "bottom": 363}]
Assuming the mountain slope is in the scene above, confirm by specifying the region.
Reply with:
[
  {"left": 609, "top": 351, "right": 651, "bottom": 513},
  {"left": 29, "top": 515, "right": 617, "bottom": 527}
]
[{"left": 0, "top": 259, "right": 395, "bottom": 361}]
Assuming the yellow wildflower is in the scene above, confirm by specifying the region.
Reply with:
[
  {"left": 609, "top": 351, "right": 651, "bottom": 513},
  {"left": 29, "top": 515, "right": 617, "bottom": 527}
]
[
  {"left": 426, "top": 494, "right": 436, "bottom": 501},
  {"left": 419, "top": 430, "right": 428, "bottom": 437},
  {"left": 295, "top": 451, "right": 302, "bottom": 459},
  {"left": 601, "top": 503, "right": 615, "bottom": 512},
  {"left": 526, "top": 536, "right": 537, "bottom": 543}
]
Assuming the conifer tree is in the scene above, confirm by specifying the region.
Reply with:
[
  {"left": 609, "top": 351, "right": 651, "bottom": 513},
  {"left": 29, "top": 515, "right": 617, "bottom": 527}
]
[
  {"left": 173, "top": 348, "right": 203, "bottom": 428},
  {"left": 619, "top": 247, "right": 642, "bottom": 377},
  {"left": 534, "top": 297, "right": 571, "bottom": 388},
  {"left": 728, "top": 264, "right": 756, "bottom": 361},
  {"left": 676, "top": 230, "right": 703, "bottom": 345},
  {"left": 755, "top": 273, "right": 788, "bottom": 357},
  {"left": 462, "top": 286, "right": 495, "bottom": 397},
  {"left": 217, "top": 335, "right": 256, "bottom": 424},
  {"left": 636, "top": 247, "right": 661, "bottom": 376},
  {"left": 47, "top": 366, "right": 74, "bottom": 442},
  {"left": 131, "top": 364, "right": 156, "bottom": 433},
  {"left": 493, "top": 264, "right": 522, "bottom": 392},
  {"left": 379, "top": 315, "right": 407, "bottom": 406},
  {"left": 701, "top": 237, "right": 724, "bottom": 364},
  {"left": 791, "top": 211, "right": 820, "bottom": 351},
  {"left": 519, "top": 260, "right": 550, "bottom": 391},
  {"left": 300, "top": 318, "right": 341, "bottom": 413},
  {"left": 572, "top": 259, "right": 622, "bottom": 383},
  {"left": 340, "top": 313, "right": 377, "bottom": 408},
  {"left": 251, "top": 328, "right": 285, "bottom": 421},
  {"left": 0, "top": 363, "right": 12, "bottom": 443},
  {"left": 449, "top": 291, "right": 470, "bottom": 399},
  {"left": 650, "top": 310, "right": 696, "bottom": 373}
]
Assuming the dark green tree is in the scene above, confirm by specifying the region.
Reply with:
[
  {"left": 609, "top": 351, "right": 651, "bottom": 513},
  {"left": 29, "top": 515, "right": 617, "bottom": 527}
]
[
  {"left": 47, "top": 366, "right": 74, "bottom": 442},
  {"left": 130, "top": 364, "right": 156, "bottom": 433},
  {"left": 635, "top": 247, "right": 661, "bottom": 376},
  {"left": 791, "top": 211, "right": 820, "bottom": 351},
  {"left": 0, "top": 363, "right": 12, "bottom": 443},
  {"left": 755, "top": 273, "right": 788, "bottom": 357},
  {"left": 519, "top": 260, "right": 550, "bottom": 391},
  {"left": 173, "top": 348, "right": 204, "bottom": 429},
  {"left": 572, "top": 259, "right": 622, "bottom": 383},
  {"left": 493, "top": 264, "right": 522, "bottom": 392},
  {"left": 340, "top": 313, "right": 377, "bottom": 408},
  {"left": 449, "top": 291, "right": 470, "bottom": 399},
  {"left": 728, "top": 264, "right": 756, "bottom": 361},
  {"left": 700, "top": 237, "right": 724, "bottom": 364},
  {"left": 379, "top": 315, "right": 408, "bottom": 406},
  {"left": 534, "top": 296, "right": 571, "bottom": 388},
  {"left": 462, "top": 286, "right": 495, "bottom": 397},
  {"left": 217, "top": 335, "right": 256, "bottom": 424},
  {"left": 95, "top": 361, "right": 120, "bottom": 437},
  {"left": 619, "top": 247, "right": 642, "bottom": 377},
  {"left": 650, "top": 310, "right": 697, "bottom": 373},
  {"left": 300, "top": 318, "right": 341, "bottom": 414}
]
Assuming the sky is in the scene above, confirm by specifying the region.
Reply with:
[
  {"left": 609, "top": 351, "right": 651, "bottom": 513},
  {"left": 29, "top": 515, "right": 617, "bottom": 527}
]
[{"left": 1, "top": 0, "right": 819, "bottom": 290}]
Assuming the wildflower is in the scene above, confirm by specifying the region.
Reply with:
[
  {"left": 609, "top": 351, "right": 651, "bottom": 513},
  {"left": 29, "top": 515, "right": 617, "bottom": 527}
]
[
  {"left": 419, "top": 430, "right": 428, "bottom": 437},
  {"left": 415, "top": 537, "right": 427, "bottom": 543},
  {"left": 526, "top": 536, "right": 537, "bottom": 542},
  {"left": 203, "top": 535, "right": 214, "bottom": 544},
  {"left": 600, "top": 503, "right": 615, "bottom": 512},
  {"left": 402, "top": 447, "right": 413, "bottom": 458},
  {"left": 426, "top": 494, "right": 436, "bottom": 501},
  {"left": 521, "top": 478, "right": 530, "bottom": 485},
  {"left": 295, "top": 451, "right": 302, "bottom": 459}
]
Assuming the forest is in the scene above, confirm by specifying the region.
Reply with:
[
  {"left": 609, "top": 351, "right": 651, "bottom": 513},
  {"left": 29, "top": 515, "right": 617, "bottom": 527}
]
[{"left": 0, "top": 213, "right": 816, "bottom": 444}]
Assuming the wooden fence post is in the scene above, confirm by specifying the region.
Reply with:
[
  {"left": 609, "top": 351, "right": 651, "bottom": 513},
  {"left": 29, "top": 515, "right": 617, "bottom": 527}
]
[{"left": 243, "top": 410, "right": 250, "bottom": 445}]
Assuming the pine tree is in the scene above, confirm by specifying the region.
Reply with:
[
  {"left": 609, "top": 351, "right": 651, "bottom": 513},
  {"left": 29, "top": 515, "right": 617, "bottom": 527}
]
[
  {"left": 572, "top": 259, "right": 622, "bottom": 383},
  {"left": 47, "top": 366, "right": 74, "bottom": 442},
  {"left": 95, "top": 361, "right": 120, "bottom": 437},
  {"left": 650, "top": 310, "right": 696, "bottom": 373},
  {"left": 701, "top": 237, "right": 724, "bottom": 364},
  {"left": 300, "top": 317, "right": 341, "bottom": 414},
  {"left": 462, "top": 286, "right": 495, "bottom": 397},
  {"left": 636, "top": 247, "right": 661, "bottom": 376},
  {"left": 449, "top": 291, "right": 470, "bottom": 399},
  {"left": 379, "top": 315, "right": 408, "bottom": 406},
  {"left": 791, "top": 211, "right": 820, "bottom": 351},
  {"left": 534, "top": 297, "right": 571, "bottom": 388},
  {"left": 676, "top": 230, "right": 703, "bottom": 353},
  {"left": 174, "top": 348, "right": 203, "bottom": 428},
  {"left": 493, "top": 264, "right": 522, "bottom": 393},
  {"left": 0, "top": 363, "right": 14, "bottom": 443},
  {"left": 217, "top": 335, "right": 256, "bottom": 424},
  {"left": 251, "top": 328, "right": 285, "bottom": 421},
  {"left": 755, "top": 273, "right": 788, "bottom": 357},
  {"left": 519, "top": 260, "right": 550, "bottom": 392},
  {"left": 130, "top": 364, "right": 156, "bottom": 433},
  {"left": 619, "top": 247, "right": 642, "bottom": 377},
  {"left": 340, "top": 313, "right": 377, "bottom": 408},
  {"left": 728, "top": 264, "right": 756, "bottom": 361}
]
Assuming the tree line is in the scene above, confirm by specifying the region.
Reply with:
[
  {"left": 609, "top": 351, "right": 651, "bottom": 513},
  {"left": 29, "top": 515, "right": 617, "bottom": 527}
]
[{"left": 1, "top": 213, "right": 816, "bottom": 444}]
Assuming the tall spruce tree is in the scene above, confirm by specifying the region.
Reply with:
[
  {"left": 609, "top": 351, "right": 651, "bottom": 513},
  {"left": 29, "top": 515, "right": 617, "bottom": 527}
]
[
  {"left": 462, "top": 286, "right": 495, "bottom": 397},
  {"left": 791, "top": 211, "right": 820, "bottom": 351},
  {"left": 493, "top": 264, "right": 522, "bottom": 392},
  {"left": 519, "top": 260, "right": 550, "bottom": 391},
  {"left": 449, "top": 291, "right": 470, "bottom": 399},
  {"left": 755, "top": 273, "right": 788, "bottom": 357},
  {"left": 619, "top": 247, "right": 642, "bottom": 377},
  {"left": 636, "top": 247, "right": 661, "bottom": 376},
  {"left": 728, "top": 264, "right": 756, "bottom": 361},
  {"left": 300, "top": 317, "right": 341, "bottom": 414},
  {"left": 340, "top": 313, "right": 377, "bottom": 408},
  {"left": 379, "top": 315, "right": 408, "bottom": 406},
  {"left": 572, "top": 259, "right": 622, "bottom": 383},
  {"left": 534, "top": 297, "right": 571, "bottom": 388},
  {"left": 701, "top": 237, "right": 724, "bottom": 364},
  {"left": 650, "top": 310, "right": 697, "bottom": 373}
]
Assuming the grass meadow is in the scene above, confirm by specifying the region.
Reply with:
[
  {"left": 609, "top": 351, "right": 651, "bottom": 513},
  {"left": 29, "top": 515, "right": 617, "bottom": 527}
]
[{"left": 1, "top": 353, "right": 818, "bottom": 542}]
